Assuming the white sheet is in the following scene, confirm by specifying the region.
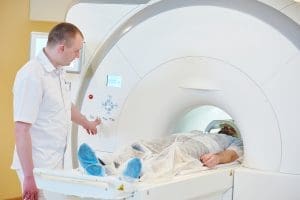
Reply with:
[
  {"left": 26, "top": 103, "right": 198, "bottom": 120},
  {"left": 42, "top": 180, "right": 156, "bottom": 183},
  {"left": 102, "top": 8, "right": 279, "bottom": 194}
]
[{"left": 98, "top": 132, "right": 243, "bottom": 181}]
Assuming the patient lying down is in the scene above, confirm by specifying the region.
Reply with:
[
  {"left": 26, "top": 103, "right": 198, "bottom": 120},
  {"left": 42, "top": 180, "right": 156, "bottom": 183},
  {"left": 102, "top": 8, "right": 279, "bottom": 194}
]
[{"left": 78, "top": 125, "right": 243, "bottom": 181}]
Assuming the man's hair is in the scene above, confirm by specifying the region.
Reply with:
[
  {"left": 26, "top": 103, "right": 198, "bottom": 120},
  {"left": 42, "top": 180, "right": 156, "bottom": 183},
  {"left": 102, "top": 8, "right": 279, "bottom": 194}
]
[{"left": 47, "top": 22, "right": 83, "bottom": 47}]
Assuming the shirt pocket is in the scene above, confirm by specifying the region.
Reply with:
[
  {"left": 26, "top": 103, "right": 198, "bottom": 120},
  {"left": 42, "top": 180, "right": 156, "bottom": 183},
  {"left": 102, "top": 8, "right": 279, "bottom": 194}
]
[{"left": 41, "top": 77, "right": 65, "bottom": 115}]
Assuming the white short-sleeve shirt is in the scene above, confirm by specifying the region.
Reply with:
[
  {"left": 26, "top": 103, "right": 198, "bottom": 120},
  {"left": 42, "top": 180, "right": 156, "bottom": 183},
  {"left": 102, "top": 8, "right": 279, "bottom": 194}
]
[{"left": 11, "top": 50, "right": 72, "bottom": 170}]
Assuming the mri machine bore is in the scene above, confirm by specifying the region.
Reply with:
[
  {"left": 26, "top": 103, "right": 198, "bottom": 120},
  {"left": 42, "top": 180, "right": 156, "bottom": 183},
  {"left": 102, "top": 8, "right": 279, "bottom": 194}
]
[{"left": 33, "top": 0, "right": 300, "bottom": 199}]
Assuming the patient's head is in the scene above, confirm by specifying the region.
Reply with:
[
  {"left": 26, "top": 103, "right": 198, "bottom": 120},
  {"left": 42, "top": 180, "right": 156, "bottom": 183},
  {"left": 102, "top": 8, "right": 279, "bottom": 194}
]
[{"left": 218, "top": 124, "right": 237, "bottom": 137}]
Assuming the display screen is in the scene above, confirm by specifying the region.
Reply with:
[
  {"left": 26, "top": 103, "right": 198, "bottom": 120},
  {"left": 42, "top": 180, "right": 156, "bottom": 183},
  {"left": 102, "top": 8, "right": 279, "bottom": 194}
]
[{"left": 106, "top": 75, "right": 122, "bottom": 88}]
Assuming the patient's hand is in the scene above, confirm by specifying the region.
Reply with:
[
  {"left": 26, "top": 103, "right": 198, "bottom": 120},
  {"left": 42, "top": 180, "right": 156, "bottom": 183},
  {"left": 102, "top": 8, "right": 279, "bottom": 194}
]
[{"left": 200, "top": 153, "right": 220, "bottom": 168}]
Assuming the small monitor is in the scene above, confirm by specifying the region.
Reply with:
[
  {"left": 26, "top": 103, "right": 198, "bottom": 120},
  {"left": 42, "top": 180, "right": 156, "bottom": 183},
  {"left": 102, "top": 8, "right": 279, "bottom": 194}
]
[{"left": 106, "top": 75, "right": 122, "bottom": 88}]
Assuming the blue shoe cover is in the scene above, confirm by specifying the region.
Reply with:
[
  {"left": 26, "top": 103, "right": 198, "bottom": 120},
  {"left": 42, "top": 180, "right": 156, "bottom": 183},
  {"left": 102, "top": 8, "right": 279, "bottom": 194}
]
[
  {"left": 78, "top": 143, "right": 105, "bottom": 176},
  {"left": 123, "top": 157, "right": 142, "bottom": 179},
  {"left": 85, "top": 164, "right": 106, "bottom": 176},
  {"left": 78, "top": 143, "right": 98, "bottom": 168}
]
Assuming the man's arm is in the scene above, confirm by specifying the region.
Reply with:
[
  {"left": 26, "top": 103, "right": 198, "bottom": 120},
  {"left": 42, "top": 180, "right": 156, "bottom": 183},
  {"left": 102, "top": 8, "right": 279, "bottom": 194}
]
[
  {"left": 71, "top": 104, "right": 101, "bottom": 135},
  {"left": 14, "top": 121, "right": 38, "bottom": 199},
  {"left": 200, "top": 149, "right": 239, "bottom": 168}
]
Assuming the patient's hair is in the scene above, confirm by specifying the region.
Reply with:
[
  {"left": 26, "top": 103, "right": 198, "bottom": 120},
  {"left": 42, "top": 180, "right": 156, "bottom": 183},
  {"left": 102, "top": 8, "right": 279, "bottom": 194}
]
[{"left": 218, "top": 124, "right": 237, "bottom": 137}]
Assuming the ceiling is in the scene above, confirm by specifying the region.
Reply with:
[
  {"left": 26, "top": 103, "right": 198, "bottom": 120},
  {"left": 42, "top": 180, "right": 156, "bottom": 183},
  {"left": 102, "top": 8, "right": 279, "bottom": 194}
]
[
  {"left": 29, "top": 0, "right": 151, "bottom": 22},
  {"left": 30, "top": 0, "right": 74, "bottom": 22}
]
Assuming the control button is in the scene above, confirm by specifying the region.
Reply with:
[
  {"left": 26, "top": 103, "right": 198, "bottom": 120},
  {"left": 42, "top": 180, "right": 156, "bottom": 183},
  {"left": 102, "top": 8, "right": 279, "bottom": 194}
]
[
  {"left": 88, "top": 94, "right": 94, "bottom": 99},
  {"left": 102, "top": 95, "right": 118, "bottom": 115}
]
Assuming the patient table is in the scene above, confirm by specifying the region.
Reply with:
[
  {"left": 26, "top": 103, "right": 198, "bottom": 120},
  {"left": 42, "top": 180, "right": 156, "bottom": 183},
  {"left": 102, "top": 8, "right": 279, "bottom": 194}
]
[{"left": 34, "top": 166, "right": 237, "bottom": 199}]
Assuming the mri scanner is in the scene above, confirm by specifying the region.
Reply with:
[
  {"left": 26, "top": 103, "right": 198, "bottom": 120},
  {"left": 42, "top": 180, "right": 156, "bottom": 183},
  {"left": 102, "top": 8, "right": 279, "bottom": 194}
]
[{"left": 33, "top": 0, "right": 300, "bottom": 199}]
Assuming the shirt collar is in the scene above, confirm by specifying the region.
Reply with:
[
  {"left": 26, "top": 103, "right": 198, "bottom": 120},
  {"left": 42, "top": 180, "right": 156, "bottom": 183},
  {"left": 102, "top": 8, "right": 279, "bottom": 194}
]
[{"left": 37, "top": 49, "right": 63, "bottom": 73}]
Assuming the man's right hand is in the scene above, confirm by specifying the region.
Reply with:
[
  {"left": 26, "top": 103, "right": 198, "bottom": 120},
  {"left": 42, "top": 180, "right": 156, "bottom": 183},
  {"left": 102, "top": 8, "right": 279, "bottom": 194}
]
[
  {"left": 23, "top": 175, "right": 38, "bottom": 200},
  {"left": 84, "top": 118, "right": 101, "bottom": 135}
]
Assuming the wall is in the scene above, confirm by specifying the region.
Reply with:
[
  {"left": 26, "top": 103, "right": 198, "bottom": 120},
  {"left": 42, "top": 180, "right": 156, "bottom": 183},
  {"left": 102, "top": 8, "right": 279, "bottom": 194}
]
[{"left": 0, "top": 1, "right": 57, "bottom": 199}]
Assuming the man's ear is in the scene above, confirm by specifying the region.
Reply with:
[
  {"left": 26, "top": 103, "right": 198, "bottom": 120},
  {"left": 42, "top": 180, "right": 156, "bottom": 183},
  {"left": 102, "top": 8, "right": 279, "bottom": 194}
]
[{"left": 57, "top": 44, "right": 64, "bottom": 53}]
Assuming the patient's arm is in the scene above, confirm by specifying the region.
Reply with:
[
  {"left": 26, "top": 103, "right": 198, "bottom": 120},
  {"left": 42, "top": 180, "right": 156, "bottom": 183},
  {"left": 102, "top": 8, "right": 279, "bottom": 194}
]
[{"left": 200, "top": 150, "right": 239, "bottom": 168}]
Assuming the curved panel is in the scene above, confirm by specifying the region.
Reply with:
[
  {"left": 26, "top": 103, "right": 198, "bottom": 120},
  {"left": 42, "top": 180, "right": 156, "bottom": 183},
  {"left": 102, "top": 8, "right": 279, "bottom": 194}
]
[
  {"left": 264, "top": 53, "right": 300, "bottom": 173},
  {"left": 117, "top": 5, "right": 297, "bottom": 85},
  {"left": 116, "top": 57, "right": 281, "bottom": 171},
  {"left": 66, "top": 3, "right": 138, "bottom": 64},
  {"left": 77, "top": 46, "right": 141, "bottom": 154}
]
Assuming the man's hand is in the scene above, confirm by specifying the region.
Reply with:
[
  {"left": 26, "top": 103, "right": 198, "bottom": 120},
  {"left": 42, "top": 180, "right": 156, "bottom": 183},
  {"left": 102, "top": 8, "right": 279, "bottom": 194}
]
[
  {"left": 23, "top": 175, "right": 38, "bottom": 200},
  {"left": 200, "top": 153, "right": 220, "bottom": 168},
  {"left": 71, "top": 104, "right": 101, "bottom": 135},
  {"left": 84, "top": 118, "right": 101, "bottom": 135}
]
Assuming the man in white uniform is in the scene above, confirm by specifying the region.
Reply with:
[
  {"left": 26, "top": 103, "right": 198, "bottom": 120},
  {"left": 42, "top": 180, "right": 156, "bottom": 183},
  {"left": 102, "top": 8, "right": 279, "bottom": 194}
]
[{"left": 12, "top": 22, "right": 101, "bottom": 200}]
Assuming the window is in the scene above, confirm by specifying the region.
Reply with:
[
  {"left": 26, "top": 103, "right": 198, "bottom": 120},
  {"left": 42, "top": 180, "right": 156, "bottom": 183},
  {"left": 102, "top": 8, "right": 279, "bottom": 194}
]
[{"left": 30, "top": 32, "right": 83, "bottom": 73}]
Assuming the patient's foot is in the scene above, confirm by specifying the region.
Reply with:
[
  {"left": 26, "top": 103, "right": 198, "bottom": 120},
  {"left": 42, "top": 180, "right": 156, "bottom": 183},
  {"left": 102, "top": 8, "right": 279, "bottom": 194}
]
[
  {"left": 78, "top": 143, "right": 106, "bottom": 176},
  {"left": 123, "top": 157, "right": 142, "bottom": 179},
  {"left": 85, "top": 164, "right": 106, "bottom": 176}
]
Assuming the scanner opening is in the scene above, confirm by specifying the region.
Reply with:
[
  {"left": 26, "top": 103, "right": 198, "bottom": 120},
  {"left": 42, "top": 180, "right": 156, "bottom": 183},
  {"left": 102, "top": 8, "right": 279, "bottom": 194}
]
[{"left": 173, "top": 105, "right": 233, "bottom": 134}]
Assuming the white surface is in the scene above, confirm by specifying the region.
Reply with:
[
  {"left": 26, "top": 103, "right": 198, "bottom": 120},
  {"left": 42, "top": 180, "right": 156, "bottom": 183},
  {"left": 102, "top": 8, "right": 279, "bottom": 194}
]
[
  {"left": 259, "top": 0, "right": 295, "bottom": 10},
  {"left": 77, "top": 46, "right": 141, "bottom": 153},
  {"left": 281, "top": 2, "right": 300, "bottom": 24},
  {"left": 234, "top": 167, "right": 300, "bottom": 200},
  {"left": 263, "top": 52, "right": 300, "bottom": 173},
  {"left": 116, "top": 6, "right": 297, "bottom": 85},
  {"left": 66, "top": 3, "right": 138, "bottom": 66},
  {"left": 34, "top": 168, "right": 135, "bottom": 199},
  {"left": 34, "top": 167, "right": 235, "bottom": 200}
]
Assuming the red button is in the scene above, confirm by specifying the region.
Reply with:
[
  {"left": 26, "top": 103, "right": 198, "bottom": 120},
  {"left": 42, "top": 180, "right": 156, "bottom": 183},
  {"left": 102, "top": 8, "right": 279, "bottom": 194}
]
[{"left": 88, "top": 94, "right": 93, "bottom": 99}]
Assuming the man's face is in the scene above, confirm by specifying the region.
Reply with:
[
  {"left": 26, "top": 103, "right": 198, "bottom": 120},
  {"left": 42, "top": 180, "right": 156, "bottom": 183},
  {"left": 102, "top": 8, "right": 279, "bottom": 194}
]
[{"left": 60, "top": 33, "right": 84, "bottom": 66}]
